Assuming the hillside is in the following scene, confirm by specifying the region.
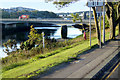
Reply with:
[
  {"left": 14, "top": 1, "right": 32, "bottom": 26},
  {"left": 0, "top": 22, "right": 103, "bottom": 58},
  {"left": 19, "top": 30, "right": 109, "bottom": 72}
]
[{"left": 2, "top": 7, "right": 60, "bottom": 18}]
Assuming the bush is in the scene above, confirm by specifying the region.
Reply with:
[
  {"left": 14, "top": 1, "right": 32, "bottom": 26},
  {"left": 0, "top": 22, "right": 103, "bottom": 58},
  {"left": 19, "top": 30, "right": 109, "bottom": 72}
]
[
  {"left": 20, "top": 25, "right": 42, "bottom": 50},
  {"left": 3, "top": 39, "right": 17, "bottom": 54}
]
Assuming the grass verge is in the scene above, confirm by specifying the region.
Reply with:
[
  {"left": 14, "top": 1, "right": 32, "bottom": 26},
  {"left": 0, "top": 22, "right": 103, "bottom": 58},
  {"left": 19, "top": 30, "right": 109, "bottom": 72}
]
[{"left": 2, "top": 29, "right": 119, "bottom": 78}]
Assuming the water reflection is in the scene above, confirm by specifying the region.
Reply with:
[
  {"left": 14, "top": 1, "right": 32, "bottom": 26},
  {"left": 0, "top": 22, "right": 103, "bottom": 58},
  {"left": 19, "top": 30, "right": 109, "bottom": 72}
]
[
  {"left": 35, "top": 27, "right": 82, "bottom": 39},
  {"left": 2, "top": 32, "right": 29, "bottom": 43},
  {"left": 35, "top": 27, "right": 58, "bottom": 39}
]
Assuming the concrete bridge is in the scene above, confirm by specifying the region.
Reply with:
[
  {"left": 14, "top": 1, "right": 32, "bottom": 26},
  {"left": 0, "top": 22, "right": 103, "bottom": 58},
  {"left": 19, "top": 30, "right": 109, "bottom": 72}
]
[
  {"left": 0, "top": 18, "right": 94, "bottom": 35},
  {"left": 0, "top": 18, "right": 94, "bottom": 26}
]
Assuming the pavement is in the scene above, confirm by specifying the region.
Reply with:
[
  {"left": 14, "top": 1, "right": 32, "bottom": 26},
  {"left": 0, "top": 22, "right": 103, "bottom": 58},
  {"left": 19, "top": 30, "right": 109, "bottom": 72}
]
[{"left": 36, "top": 36, "right": 120, "bottom": 79}]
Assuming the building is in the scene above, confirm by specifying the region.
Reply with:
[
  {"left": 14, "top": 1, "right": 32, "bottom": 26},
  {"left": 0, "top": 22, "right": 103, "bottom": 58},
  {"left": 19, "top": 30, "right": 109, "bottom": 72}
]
[
  {"left": 56, "top": 11, "right": 94, "bottom": 19},
  {"left": 56, "top": 11, "right": 102, "bottom": 20}
]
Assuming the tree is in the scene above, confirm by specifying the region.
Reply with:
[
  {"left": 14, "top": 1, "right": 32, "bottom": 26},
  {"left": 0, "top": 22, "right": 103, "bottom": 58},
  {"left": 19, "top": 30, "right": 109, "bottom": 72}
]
[
  {"left": 20, "top": 25, "right": 43, "bottom": 50},
  {"left": 47, "top": 0, "right": 101, "bottom": 45},
  {"left": 118, "top": 2, "right": 120, "bottom": 35},
  {"left": 47, "top": 0, "right": 120, "bottom": 44},
  {"left": 71, "top": 13, "right": 82, "bottom": 23},
  {"left": 92, "top": 7, "right": 100, "bottom": 45},
  {"left": 2, "top": 10, "right": 10, "bottom": 18},
  {"left": 2, "top": 9, "right": 60, "bottom": 18},
  {"left": 105, "top": 2, "right": 120, "bottom": 39}
]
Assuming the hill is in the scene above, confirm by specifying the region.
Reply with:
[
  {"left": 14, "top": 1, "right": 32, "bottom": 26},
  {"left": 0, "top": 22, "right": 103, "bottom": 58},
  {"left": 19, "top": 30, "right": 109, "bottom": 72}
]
[{"left": 2, "top": 7, "right": 60, "bottom": 18}]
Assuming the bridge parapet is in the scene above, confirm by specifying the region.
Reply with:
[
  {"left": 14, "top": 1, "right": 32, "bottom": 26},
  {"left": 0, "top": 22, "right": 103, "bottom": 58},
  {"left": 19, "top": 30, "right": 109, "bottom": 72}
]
[{"left": 0, "top": 18, "right": 94, "bottom": 24}]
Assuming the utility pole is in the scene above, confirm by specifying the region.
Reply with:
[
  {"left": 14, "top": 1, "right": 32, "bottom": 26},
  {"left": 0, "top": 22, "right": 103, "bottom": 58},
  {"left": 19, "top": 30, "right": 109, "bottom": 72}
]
[
  {"left": 89, "top": 7, "right": 92, "bottom": 46},
  {"left": 100, "top": 8, "right": 102, "bottom": 48},
  {"left": 103, "top": 0, "right": 105, "bottom": 43}
]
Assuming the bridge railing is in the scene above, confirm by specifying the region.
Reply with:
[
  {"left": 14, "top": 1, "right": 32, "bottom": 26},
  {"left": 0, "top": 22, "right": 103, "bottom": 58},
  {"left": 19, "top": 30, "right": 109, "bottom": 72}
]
[{"left": 0, "top": 18, "right": 94, "bottom": 24}]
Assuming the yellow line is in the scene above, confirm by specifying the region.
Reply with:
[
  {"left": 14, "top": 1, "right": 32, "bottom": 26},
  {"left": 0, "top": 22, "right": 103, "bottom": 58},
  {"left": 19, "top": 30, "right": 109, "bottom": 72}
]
[
  {"left": 105, "top": 62, "right": 120, "bottom": 80},
  {"left": 101, "top": 58, "right": 120, "bottom": 80},
  {"left": 101, "top": 63, "right": 115, "bottom": 79}
]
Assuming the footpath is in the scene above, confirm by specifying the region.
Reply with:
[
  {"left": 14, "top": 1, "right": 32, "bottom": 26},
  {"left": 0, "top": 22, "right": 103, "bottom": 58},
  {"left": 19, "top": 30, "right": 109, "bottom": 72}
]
[{"left": 37, "top": 36, "right": 120, "bottom": 79}]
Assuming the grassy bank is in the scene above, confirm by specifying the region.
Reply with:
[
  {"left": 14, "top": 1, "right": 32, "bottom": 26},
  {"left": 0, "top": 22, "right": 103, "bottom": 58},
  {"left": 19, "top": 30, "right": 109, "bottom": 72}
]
[
  {"left": 2, "top": 38, "right": 96, "bottom": 78},
  {"left": 2, "top": 28, "right": 119, "bottom": 78}
]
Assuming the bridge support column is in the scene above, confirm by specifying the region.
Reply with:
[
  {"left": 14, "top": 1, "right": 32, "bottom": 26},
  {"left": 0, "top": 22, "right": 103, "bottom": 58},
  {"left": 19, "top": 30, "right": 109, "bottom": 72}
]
[
  {"left": 61, "top": 25, "right": 67, "bottom": 39},
  {"left": 83, "top": 12, "right": 86, "bottom": 19}
]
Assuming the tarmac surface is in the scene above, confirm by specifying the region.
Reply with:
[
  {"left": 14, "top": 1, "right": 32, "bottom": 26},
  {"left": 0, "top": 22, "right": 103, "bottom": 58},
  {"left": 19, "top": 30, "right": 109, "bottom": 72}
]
[{"left": 108, "top": 62, "right": 120, "bottom": 79}]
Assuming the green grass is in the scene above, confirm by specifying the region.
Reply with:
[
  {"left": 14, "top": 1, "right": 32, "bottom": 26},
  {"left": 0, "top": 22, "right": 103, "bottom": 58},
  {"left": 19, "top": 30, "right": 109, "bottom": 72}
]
[
  {"left": 2, "top": 29, "right": 119, "bottom": 78},
  {"left": 2, "top": 62, "right": 28, "bottom": 73},
  {"left": 2, "top": 41, "right": 79, "bottom": 73},
  {"left": 2, "top": 37, "right": 99, "bottom": 78}
]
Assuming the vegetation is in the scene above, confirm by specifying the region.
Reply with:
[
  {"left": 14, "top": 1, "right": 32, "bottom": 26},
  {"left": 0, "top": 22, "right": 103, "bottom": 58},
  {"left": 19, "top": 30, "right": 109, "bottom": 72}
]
[
  {"left": 105, "top": 2, "right": 120, "bottom": 39},
  {"left": 91, "top": 2, "right": 120, "bottom": 40},
  {"left": 2, "top": 10, "right": 60, "bottom": 18},
  {"left": 98, "top": 15, "right": 110, "bottom": 29},
  {"left": 20, "top": 25, "right": 43, "bottom": 50},
  {"left": 3, "top": 39, "right": 17, "bottom": 55},
  {"left": 1, "top": 25, "right": 84, "bottom": 65},
  {"left": 71, "top": 13, "right": 82, "bottom": 23},
  {"left": 2, "top": 40, "right": 92, "bottom": 78},
  {"left": 49, "top": 0, "right": 120, "bottom": 44},
  {"left": 1, "top": 15, "right": 118, "bottom": 77},
  {"left": 2, "top": 28, "right": 119, "bottom": 78},
  {"left": 1, "top": 1, "right": 120, "bottom": 78}
]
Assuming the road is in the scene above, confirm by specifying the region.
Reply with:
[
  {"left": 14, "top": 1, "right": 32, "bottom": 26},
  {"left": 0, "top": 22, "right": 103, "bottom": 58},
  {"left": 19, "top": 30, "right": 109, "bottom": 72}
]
[
  {"left": 34, "top": 38, "right": 120, "bottom": 79},
  {"left": 107, "top": 62, "right": 120, "bottom": 79}
]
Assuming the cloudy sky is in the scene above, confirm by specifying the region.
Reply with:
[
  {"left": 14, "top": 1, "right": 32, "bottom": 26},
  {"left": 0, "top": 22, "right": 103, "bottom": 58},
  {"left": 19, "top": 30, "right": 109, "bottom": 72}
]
[{"left": 0, "top": 0, "right": 89, "bottom": 13}]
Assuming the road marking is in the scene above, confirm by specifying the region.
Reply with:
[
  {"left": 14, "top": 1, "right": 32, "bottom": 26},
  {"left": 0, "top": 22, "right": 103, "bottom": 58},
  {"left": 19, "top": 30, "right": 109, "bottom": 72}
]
[
  {"left": 100, "top": 53, "right": 120, "bottom": 80},
  {"left": 105, "top": 62, "right": 120, "bottom": 80}
]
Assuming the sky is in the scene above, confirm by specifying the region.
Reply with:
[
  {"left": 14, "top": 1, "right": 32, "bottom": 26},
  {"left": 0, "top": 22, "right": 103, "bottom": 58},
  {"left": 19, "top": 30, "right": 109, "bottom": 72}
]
[{"left": 0, "top": 0, "right": 89, "bottom": 13}]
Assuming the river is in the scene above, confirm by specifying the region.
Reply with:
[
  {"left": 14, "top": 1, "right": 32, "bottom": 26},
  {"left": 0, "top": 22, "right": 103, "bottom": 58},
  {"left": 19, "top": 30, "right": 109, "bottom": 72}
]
[{"left": 0, "top": 26, "right": 82, "bottom": 58}]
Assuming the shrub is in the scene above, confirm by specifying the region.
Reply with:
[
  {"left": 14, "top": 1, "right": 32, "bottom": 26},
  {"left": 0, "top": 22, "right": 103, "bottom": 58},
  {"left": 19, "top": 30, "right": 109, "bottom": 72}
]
[
  {"left": 20, "top": 25, "right": 42, "bottom": 50},
  {"left": 3, "top": 39, "right": 17, "bottom": 54}
]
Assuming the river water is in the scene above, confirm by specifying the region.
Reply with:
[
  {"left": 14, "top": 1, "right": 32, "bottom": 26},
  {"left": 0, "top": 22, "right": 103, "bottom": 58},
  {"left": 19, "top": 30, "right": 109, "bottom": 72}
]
[{"left": 0, "top": 27, "right": 82, "bottom": 58}]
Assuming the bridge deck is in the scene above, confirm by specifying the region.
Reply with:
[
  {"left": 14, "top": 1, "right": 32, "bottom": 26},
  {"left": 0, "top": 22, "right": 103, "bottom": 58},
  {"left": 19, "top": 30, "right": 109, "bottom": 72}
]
[{"left": 0, "top": 19, "right": 94, "bottom": 25}]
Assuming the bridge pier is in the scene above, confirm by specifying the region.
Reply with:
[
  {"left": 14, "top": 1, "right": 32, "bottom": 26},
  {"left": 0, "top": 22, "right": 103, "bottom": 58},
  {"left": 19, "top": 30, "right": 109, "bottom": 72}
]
[{"left": 61, "top": 25, "right": 67, "bottom": 39}]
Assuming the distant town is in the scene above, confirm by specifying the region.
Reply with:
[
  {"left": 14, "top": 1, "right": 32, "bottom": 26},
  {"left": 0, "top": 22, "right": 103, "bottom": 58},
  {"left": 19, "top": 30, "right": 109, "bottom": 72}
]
[{"left": 1, "top": 7, "right": 102, "bottom": 19}]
